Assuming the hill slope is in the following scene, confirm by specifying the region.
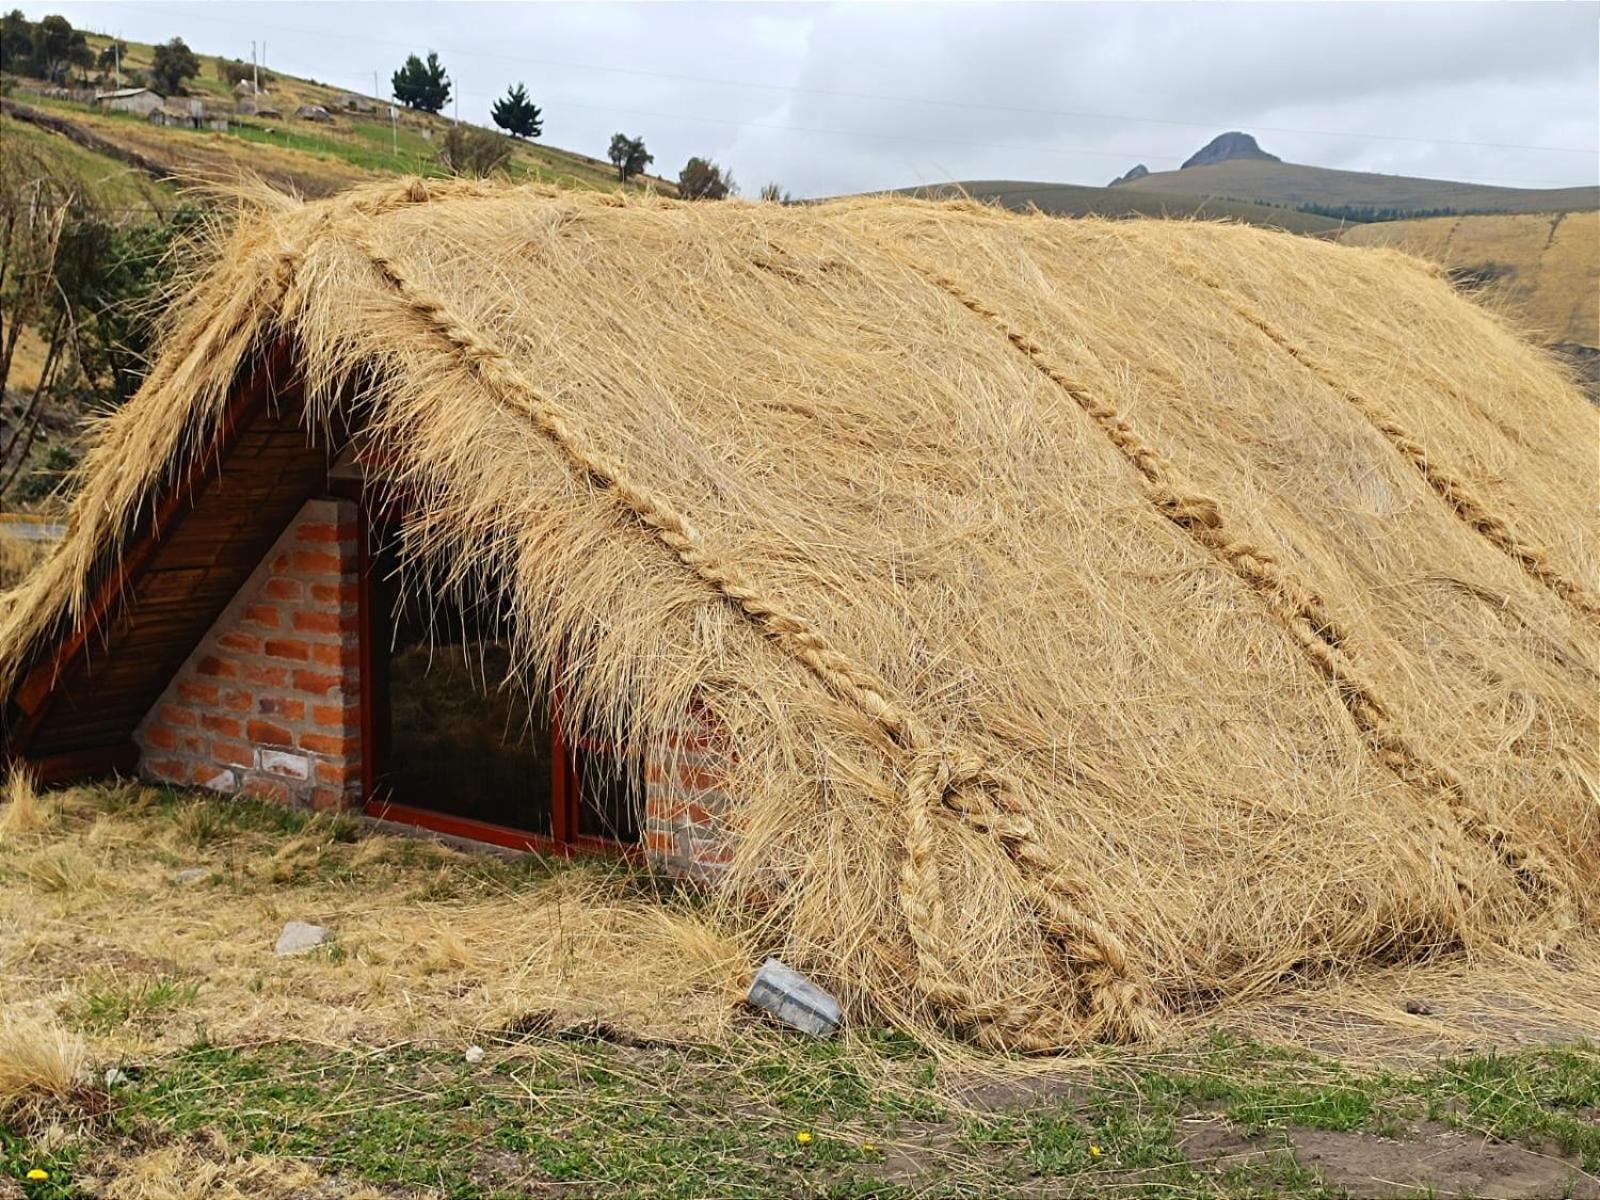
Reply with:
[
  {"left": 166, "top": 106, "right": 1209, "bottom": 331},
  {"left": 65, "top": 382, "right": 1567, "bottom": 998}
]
[
  {"left": 1340, "top": 211, "right": 1600, "bottom": 348},
  {"left": 896, "top": 180, "right": 1343, "bottom": 234},
  {"left": 6, "top": 29, "right": 678, "bottom": 199},
  {"left": 1116, "top": 158, "right": 1597, "bottom": 217}
]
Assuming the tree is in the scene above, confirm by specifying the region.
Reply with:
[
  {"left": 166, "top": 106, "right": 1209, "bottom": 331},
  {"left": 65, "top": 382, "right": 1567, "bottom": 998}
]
[
  {"left": 437, "top": 125, "right": 510, "bottom": 177},
  {"left": 27, "top": 14, "right": 87, "bottom": 83},
  {"left": 677, "top": 157, "right": 735, "bottom": 201},
  {"left": 96, "top": 39, "right": 126, "bottom": 74},
  {"left": 392, "top": 51, "right": 450, "bottom": 113},
  {"left": 490, "top": 82, "right": 542, "bottom": 140},
  {"left": 0, "top": 10, "right": 31, "bottom": 72},
  {"left": 758, "top": 182, "right": 792, "bottom": 204},
  {"left": 149, "top": 37, "right": 200, "bottom": 94},
  {"left": 608, "top": 133, "right": 653, "bottom": 183}
]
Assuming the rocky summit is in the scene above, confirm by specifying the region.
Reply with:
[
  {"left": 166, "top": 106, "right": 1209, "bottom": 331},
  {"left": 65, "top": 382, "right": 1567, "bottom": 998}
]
[
  {"left": 1181, "top": 131, "right": 1281, "bottom": 169},
  {"left": 1108, "top": 163, "right": 1150, "bottom": 187}
]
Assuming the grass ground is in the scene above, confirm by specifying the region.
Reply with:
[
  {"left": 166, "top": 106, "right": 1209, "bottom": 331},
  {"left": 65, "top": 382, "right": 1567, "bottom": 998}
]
[
  {"left": 2, "top": 780, "right": 1597, "bottom": 1199},
  {"left": 1340, "top": 211, "right": 1600, "bottom": 348},
  {"left": 1116, "top": 159, "right": 1599, "bottom": 216}
]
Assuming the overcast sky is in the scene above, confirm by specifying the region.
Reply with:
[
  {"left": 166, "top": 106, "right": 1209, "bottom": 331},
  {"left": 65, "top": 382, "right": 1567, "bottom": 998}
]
[{"left": 23, "top": 1, "right": 1600, "bottom": 197}]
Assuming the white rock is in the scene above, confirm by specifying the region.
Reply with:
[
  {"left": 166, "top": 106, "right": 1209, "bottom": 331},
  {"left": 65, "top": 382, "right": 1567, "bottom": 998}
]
[
  {"left": 104, "top": 1067, "right": 130, "bottom": 1087},
  {"left": 464, "top": 1045, "right": 485, "bottom": 1065},
  {"left": 275, "top": 921, "right": 330, "bottom": 956},
  {"left": 173, "top": 867, "right": 209, "bottom": 885}
]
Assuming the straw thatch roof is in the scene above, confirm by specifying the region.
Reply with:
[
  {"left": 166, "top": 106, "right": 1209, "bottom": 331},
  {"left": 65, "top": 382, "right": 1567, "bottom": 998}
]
[{"left": 2, "top": 179, "right": 1597, "bottom": 1048}]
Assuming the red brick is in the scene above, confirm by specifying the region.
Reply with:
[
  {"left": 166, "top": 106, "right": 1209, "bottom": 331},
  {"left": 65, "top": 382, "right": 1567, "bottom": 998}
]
[
  {"left": 145, "top": 758, "right": 188, "bottom": 782},
  {"left": 212, "top": 740, "right": 254, "bottom": 768},
  {"left": 310, "top": 582, "right": 355, "bottom": 605},
  {"left": 312, "top": 704, "right": 359, "bottom": 731},
  {"left": 258, "top": 696, "right": 305, "bottom": 721},
  {"left": 221, "top": 689, "right": 253, "bottom": 713},
  {"left": 292, "top": 609, "right": 342, "bottom": 634},
  {"left": 309, "top": 642, "right": 344, "bottom": 667},
  {"left": 246, "top": 719, "right": 294, "bottom": 748},
  {"left": 217, "top": 631, "right": 263, "bottom": 655},
  {"left": 243, "top": 663, "right": 290, "bottom": 688},
  {"left": 201, "top": 713, "right": 243, "bottom": 737},
  {"left": 295, "top": 522, "right": 342, "bottom": 544},
  {"left": 644, "top": 830, "right": 677, "bottom": 856},
  {"left": 144, "top": 724, "right": 178, "bottom": 751},
  {"left": 161, "top": 704, "right": 196, "bottom": 728},
  {"left": 310, "top": 786, "right": 351, "bottom": 811},
  {"left": 177, "top": 680, "right": 219, "bottom": 706},
  {"left": 315, "top": 759, "right": 360, "bottom": 785},
  {"left": 242, "top": 604, "right": 280, "bottom": 628},
  {"left": 677, "top": 762, "right": 721, "bottom": 792},
  {"left": 261, "top": 577, "right": 303, "bottom": 602},
  {"left": 264, "top": 638, "right": 311, "bottom": 662},
  {"left": 293, "top": 669, "right": 341, "bottom": 697},
  {"left": 646, "top": 760, "right": 666, "bottom": 785},
  {"left": 195, "top": 654, "right": 238, "bottom": 679},
  {"left": 183, "top": 735, "right": 205, "bottom": 755},
  {"left": 293, "top": 550, "right": 341, "bottom": 574},
  {"left": 241, "top": 776, "right": 292, "bottom": 804},
  {"left": 298, "top": 730, "right": 354, "bottom": 757},
  {"left": 270, "top": 552, "right": 293, "bottom": 573}
]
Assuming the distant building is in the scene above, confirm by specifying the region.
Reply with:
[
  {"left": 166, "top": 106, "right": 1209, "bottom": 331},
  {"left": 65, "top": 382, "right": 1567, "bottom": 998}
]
[{"left": 94, "top": 87, "right": 163, "bottom": 117}]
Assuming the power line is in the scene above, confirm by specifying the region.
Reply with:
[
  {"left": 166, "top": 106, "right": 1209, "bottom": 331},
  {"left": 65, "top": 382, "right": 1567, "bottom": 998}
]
[{"left": 80, "top": 0, "right": 1600, "bottom": 160}]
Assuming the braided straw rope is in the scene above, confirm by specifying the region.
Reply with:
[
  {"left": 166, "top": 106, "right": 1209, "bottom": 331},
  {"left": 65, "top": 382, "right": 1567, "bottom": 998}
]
[
  {"left": 351, "top": 229, "right": 1156, "bottom": 1049},
  {"left": 1188, "top": 268, "right": 1600, "bottom": 621},
  {"left": 903, "top": 261, "right": 1576, "bottom": 951}
]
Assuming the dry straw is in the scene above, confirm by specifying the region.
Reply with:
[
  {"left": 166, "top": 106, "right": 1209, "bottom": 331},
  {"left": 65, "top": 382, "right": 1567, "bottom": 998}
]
[{"left": 1, "top": 179, "right": 1595, "bottom": 1049}]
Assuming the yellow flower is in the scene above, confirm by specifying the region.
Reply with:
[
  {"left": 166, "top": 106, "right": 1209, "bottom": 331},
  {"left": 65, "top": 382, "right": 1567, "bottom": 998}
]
[
  {"left": 795, "top": 1131, "right": 813, "bottom": 1145},
  {"left": 1089, "top": 1145, "right": 1103, "bottom": 1159},
  {"left": 862, "top": 1141, "right": 878, "bottom": 1153},
  {"left": 26, "top": 1169, "right": 50, "bottom": 1181}
]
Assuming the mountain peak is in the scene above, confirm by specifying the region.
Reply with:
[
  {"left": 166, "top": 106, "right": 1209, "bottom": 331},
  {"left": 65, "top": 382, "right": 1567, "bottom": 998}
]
[
  {"left": 1108, "top": 163, "right": 1149, "bottom": 187},
  {"left": 1181, "top": 132, "right": 1280, "bottom": 170}
]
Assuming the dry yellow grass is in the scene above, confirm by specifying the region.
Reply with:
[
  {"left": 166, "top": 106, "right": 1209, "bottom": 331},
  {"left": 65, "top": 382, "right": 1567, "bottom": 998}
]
[
  {"left": 0, "top": 763, "right": 52, "bottom": 837},
  {"left": 1, "top": 181, "right": 1596, "bottom": 1052},
  {"left": 1341, "top": 211, "right": 1600, "bottom": 347},
  {"left": 0, "top": 1015, "right": 88, "bottom": 1127}
]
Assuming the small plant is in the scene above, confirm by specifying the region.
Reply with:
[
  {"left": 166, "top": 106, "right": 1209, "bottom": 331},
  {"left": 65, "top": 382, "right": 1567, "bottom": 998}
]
[
  {"left": 438, "top": 125, "right": 511, "bottom": 178},
  {"left": 0, "top": 766, "right": 52, "bottom": 838},
  {"left": 74, "top": 976, "right": 202, "bottom": 1034}
]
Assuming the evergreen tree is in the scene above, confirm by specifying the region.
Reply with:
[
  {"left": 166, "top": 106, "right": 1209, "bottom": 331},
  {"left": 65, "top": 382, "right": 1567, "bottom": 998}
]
[
  {"left": 392, "top": 51, "right": 451, "bottom": 114},
  {"left": 678, "top": 156, "right": 734, "bottom": 201},
  {"left": 490, "top": 81, "right": 542, "bottom": 139}
]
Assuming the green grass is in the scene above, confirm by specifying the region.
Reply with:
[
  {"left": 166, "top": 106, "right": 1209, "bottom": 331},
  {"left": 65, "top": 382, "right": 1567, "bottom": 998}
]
[
  {"left": 899, "top": 180, "right": 1345, "bottom": 234},
  {"left": 1118, "top": 159, "right": 1599, "bottom": 217},
  {"left": 18, "top": 1027, "right": 1589, "bottom": 1198}
]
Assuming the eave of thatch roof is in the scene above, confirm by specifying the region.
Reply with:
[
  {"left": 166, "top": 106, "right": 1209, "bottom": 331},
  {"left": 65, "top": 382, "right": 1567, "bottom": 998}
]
[{"left": 2, "top": 178, "right": 1596, "bottom": 1047}]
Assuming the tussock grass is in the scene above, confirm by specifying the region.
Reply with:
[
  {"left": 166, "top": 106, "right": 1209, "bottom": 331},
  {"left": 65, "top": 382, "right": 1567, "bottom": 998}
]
[
  {"left": 0, "top": 764, "right": 53, "bottom": 838},
  {"left": 0, "top": 1016, "right": 89, "bottom": 1128},
  {"left": 1, "top": 180, "right": 1596, "bottom": 1052}
]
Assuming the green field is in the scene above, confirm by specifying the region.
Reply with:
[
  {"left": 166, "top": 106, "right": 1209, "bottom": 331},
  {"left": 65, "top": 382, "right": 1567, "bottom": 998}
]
[
  {"left": 1117, "top": 158, "right": 1599, "bottom": 217},
  {"left": 897, "top": 180, "right": 1345, "bottom": 234}
]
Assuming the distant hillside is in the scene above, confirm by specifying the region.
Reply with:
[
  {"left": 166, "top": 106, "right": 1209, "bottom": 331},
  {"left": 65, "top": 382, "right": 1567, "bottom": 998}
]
[
  {"left": 896, "top": 181, "right": 1344, "bottom": 235},
  {"left": 1340, "top": 211, "right": 1599, "bottom": 348},
  {"left": 3, "top": 28, "right": 679, "bottom": 199},
  {"left": 1116, "top": 157, "right": 1597, "bottom": 219}
]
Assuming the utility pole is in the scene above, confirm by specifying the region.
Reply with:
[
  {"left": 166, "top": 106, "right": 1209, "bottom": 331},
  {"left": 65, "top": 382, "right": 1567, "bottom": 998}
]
[
  {"left": 251, "top": 40, "right": 258, "bottom": 94},
  {"left": 113, "top": 34, "right": 120, "bottom": 88}
]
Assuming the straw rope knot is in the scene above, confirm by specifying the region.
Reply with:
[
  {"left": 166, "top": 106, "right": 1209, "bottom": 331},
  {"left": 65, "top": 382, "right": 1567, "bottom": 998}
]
[{"left": 900, "top": 745, "right": 1160, "bottom": 1046}]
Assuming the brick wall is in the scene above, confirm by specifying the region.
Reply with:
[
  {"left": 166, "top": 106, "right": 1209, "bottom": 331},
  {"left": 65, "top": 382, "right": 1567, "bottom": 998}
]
[
  {"left": 643, "top": 708, "right": 735, "bottom": 877},
  {"left": 135, "top": 498, "right": 362, "bottom": 810}
]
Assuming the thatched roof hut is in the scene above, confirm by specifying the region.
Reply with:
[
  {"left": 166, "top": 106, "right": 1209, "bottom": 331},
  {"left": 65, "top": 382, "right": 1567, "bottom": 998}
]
[{"left": 2, "top": 179, "right": 1596, "bottom": 1048}]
